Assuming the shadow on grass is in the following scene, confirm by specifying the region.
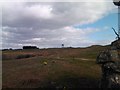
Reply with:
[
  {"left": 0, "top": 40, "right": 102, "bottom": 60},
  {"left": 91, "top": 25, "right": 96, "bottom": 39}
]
[
  {"left": 39, "top": 77, "right": 99, "bottom": 88},
  {"left": 2, "top": 77, "right": 100, "bottom": 89}
]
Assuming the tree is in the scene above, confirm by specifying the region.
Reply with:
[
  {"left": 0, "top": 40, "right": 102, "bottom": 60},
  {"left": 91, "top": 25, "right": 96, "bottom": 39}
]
[{"left": 62, "top": 44, "right": 64, "bottom": 48}]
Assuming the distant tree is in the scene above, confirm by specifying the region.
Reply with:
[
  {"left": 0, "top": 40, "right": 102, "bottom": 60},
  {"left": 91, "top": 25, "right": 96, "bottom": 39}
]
[
  {"left": 9, "top": 48, "right": 13, "bottom": 50},
  {"left": 62, "top": 44, "right": 64, "bottom": 48},
  {"left": 23, "top": 46, "right": 39, "bottom": 49}
]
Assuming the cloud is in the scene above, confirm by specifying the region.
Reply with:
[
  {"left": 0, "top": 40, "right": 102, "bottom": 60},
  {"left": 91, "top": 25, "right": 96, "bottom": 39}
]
[
  {"left": 2, "top": 26, "right": 99, "bottom": 48},
  {"left": 2, "top": 1, "right": 115, "bottom": 49},
  {"left": 3, "top": 2, "right": 114, "bottom": 28}
]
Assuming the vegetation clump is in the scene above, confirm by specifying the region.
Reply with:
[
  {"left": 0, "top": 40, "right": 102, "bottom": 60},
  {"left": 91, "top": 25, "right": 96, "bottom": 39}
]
[{"left": 16, "top": 54, "right": 35, "bottom": 59}]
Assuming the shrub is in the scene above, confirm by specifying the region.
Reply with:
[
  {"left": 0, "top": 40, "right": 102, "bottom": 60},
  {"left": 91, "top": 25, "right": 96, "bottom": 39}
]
[{"left": 16, "top": 54, "right": 35, "bottom": 59}]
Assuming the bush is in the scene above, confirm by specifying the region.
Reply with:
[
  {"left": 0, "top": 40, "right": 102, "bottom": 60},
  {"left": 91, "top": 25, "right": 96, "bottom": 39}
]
[{"left": 16, "top": 54, "right": 35, "bottom": 59}]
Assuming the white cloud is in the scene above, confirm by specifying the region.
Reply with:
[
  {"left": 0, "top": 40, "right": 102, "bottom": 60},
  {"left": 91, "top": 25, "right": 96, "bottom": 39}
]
[
  {"left": 2, "top": 2, "right": 115, "bottom": 28},
  {"left": 23, "top": 5, "right": 53, "bottom": 19},
  {"left": 1, "top": 1, "right": 116, "bottom": 49},
  {"left": 2, "top": 26, "right": 100, "bottom": 48}
]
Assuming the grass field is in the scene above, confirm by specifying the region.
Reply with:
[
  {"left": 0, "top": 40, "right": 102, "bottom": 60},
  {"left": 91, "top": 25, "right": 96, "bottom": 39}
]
[{"left": 2, "top": 45, "right": 109, "bottom": 88}]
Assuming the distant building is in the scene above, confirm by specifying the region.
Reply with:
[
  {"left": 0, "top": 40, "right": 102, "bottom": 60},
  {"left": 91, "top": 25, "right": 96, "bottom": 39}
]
[{"left": 23, "top": 46, "right": 39, "bottom": 49}]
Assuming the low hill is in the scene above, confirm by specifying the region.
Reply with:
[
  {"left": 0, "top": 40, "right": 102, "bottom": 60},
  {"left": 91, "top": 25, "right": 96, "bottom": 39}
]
[
  {"left": 2, "top": 45, "right": 110, "bottom": 88},
  {"left": 2, "top": 45, "right": 109, "bottom": 60}
]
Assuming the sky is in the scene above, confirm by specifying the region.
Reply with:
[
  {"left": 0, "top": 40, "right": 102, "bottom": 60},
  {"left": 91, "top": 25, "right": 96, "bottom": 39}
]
[{"left": 1, "top": 0, "right": 119, "bottom": 49}]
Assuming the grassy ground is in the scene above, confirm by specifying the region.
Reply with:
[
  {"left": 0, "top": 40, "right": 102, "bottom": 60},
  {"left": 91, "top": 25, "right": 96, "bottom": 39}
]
[{"left": 2, "top": 46, "right": 107, "bottom": 88}]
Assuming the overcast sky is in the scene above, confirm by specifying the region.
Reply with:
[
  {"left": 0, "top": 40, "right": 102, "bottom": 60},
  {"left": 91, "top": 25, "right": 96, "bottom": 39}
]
[{"left": 1, "top": 0, "right": 119, "bottom": 49}]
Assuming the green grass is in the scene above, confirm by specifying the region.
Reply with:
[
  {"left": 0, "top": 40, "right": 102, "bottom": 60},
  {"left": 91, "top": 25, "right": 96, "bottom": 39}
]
[{"left": 2, "top": 46, "right": 106, "bottom": 88}]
